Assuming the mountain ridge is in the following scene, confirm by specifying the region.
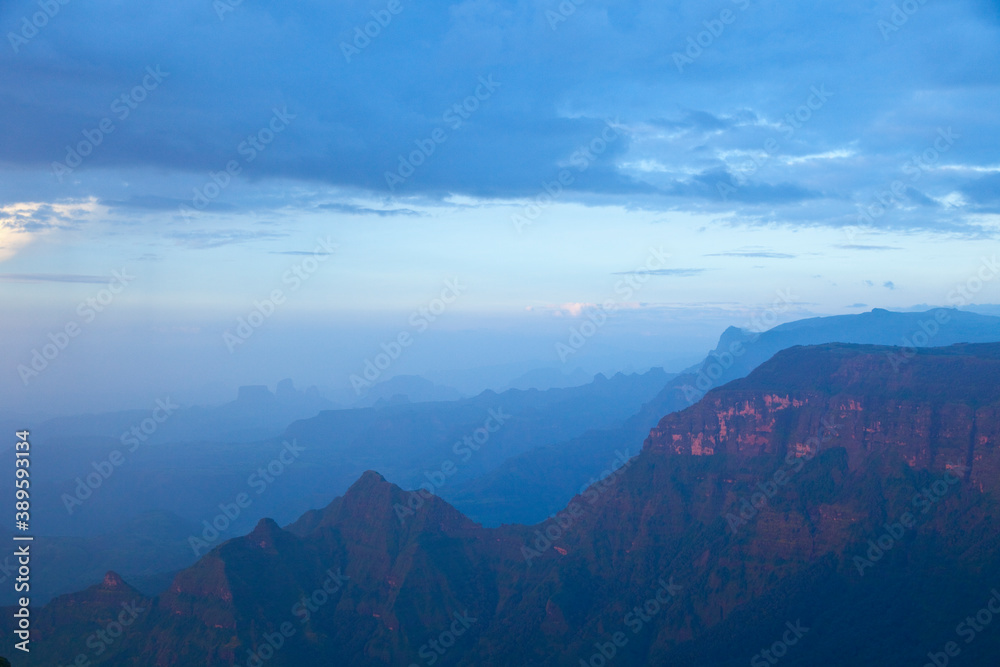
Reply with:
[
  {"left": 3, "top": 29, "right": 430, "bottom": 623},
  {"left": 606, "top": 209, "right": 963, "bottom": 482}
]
[{"left": 13, "top": 341, "right": 1000, "bottom": 665}]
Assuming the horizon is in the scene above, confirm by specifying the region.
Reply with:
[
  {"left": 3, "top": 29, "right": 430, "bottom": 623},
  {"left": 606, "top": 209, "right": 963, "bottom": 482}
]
[
  {"left": 5, "top": 304, "right": 1000, "bottom": 419},
  {"left": 2, "top": 0, "right": 999, "bottom": 417}
]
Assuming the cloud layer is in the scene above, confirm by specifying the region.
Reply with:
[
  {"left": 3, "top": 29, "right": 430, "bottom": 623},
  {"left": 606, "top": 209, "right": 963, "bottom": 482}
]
[{"left": 0, "top": 0, "right": 997, "bottom": 234}]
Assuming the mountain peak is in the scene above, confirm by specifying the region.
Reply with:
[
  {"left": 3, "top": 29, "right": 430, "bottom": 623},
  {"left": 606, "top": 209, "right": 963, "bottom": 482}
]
[
  {"left": 236, "top": 385, "right": 276, "bottom": 404},
  {"left": 101, "top": 571, "right": 128, "bottom": 591},
  {"left": 247, "top": 518, "right": 282, "bottom": 549},
  {"left": 718, "top": 324, "right": 750, "bottom": 343},
  {"left": 353, "top": 469, "right": 388, "bottom": 489}
]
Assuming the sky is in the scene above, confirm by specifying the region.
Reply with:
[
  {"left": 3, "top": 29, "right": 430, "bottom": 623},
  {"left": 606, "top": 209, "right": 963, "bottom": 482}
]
[{"left": 1, "top": 0, "right": 998, "bottom": 416}]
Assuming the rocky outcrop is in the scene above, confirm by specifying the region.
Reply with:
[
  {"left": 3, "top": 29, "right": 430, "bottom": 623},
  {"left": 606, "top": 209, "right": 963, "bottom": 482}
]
[{"left": 646, "top": 343, "right": 1000, "bottom": 493}]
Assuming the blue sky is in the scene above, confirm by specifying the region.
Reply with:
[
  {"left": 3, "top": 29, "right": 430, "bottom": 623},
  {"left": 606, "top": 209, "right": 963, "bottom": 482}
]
[{"left": 1, "top": 0, "right": 998, "bottom": 415}]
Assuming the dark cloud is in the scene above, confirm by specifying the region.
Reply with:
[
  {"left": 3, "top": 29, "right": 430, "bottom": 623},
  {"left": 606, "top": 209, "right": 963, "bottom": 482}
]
[
  {"left": 0, "top": 0, "right": 995, "bottom": 233},
  {"left": 900, "top": 187, "right": 941, "bottom": 208},
  {"left": 659, "top": 168, "right": 824, "bottom": 205},
  {"left": 649, "top": 110, "right": 742, "bottom": 133},
  {"left": 100, "top": 196, "right": 204, "bottom": 211},
  {"left": 961, "top": 173, "right": 1000, "bottom": 206}
]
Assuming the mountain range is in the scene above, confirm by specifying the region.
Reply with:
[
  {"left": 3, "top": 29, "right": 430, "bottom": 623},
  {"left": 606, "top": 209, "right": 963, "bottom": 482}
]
[
  {"left": 7, "top": 308, "right": 1000, "bottom": 608},
  {"left": 10, "top": 340, "right": 1000, "bottom": 665},
  {"left": 442, "top": 307, "right": 1000, "bottom": 526}
]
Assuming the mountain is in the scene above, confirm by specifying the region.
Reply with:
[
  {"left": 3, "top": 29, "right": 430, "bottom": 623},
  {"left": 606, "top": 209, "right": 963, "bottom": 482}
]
[
  {"left": 35, "top": 379, "right": 336, "bottom": 445},
  {"left": 18, "top": 368, "right": 671, "bottom": 536},
  {"left": 4, "top": 367, "right": 672, "bottom": 607},
  {"left": 0, "top": 511, "right": 196, "bottom": 606},
  {"left": 349, "top": 374, "right": 465, "bottom": 407},
  {"left": 444, "top": 307, "right": 1000, "bottom": 526},
  {"left": 502, "top": 367, "right": 593, "bottom": 392},
  {"left": 13, "top": 309, "right": 998, "bottom": 604},
  {"left": 16, "top": 342, "right": 1000, "bottom": 665}
]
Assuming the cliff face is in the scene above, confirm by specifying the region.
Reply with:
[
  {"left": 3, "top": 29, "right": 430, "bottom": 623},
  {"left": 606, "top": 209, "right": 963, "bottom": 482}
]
[
  {"left": 645, "top": 344, "right": 1000, "bottom": 493},
  {"left": 14, "top": 343, "right": 1000, "bottom": 666},
  {"left": 440, "top": 309, "right": 1000, "bottom": 530}
]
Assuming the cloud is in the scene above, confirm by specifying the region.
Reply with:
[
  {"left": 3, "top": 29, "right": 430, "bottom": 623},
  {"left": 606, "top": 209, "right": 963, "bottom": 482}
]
[
  {"left": 835, "top": 244, "right": 902, "bottom": 251},
  {"left": 649, "top": 109, "right": 747, "bottom": 133},
  {"left": 614, "top": 268, "right": 708, "bottom": 277},
  {"left": 0, "top": 273, "right": 110, "bottom": 284},
  {"left": 269, "top": 250, "right": 334, "bottom": 256},
  {"left": 961, "top": 173, "right": 1000, "bottom": 209},
  {"left": 659, "top": 168, "right": 824, "bottom": 205},
  {"left": 559, "top": 303, "right": 593, "bottom": 317},
  {"left": 528, "top": 302, "right": 643, "bottom": 318},
  {"left": 883, "top": 281, "right": 897, "bottom": 290},
  {"left": 0, "top": 1, "right": 996, "bottom": 234},
  {"left": 100, "top": 196, "right": 198, "bottom": 211},
  {"left": 317, "top": 203, "right": 420, "bottom": 217},
  {"left": 706, "top": 252, "right": 797, "bottom": 259},
  {"left": 166, "top": 229, "right": 288, "bottom": 249}
]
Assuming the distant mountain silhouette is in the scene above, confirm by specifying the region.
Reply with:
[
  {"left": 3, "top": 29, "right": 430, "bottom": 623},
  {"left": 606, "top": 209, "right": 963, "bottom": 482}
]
[
  {"left": 37, "top": 379, "right": 336, "bottom": 445},
  {"left": 14, "top": 309, "right": 1000, "bottom": 606},
  {"left": 17, "top": 342, "right": 1000, "bottom": 665},
  {"left": 351, "top": 374, "right": 464, "bottom": 407},
  {"left": 15, "top": 367, "right": 672, "bottom": 605},
  {"left": 0, "top": 510, "right": 196, "bottom": 606},
  {"left": 502, "top": 366, "right": 593, "bottom": 391},
  {"left": 445, "top": 308, "right": 1000, "bottom": 525}
]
